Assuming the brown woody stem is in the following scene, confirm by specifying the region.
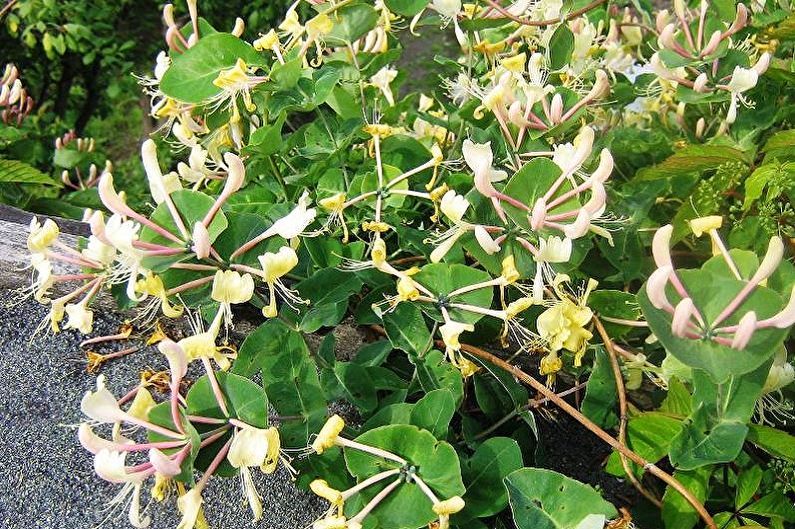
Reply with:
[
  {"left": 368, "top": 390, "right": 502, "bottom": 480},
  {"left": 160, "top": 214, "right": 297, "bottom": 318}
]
[{"left": 593, "top": 316, "right": 662, "bottom": 508}]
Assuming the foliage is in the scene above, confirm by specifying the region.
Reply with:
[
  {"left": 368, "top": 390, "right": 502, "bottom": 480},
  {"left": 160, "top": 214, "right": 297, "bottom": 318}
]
[{"left": 11, "top": 1, "right": 795, "bottom": 529}]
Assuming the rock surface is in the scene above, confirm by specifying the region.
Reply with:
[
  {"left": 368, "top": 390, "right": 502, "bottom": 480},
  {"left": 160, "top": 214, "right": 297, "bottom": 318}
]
[{"left": 0, "top": 205, "right": 325, "bottom": 529}]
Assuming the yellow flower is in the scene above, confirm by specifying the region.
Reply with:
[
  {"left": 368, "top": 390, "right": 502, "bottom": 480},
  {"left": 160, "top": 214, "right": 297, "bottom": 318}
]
[
  {"left": 127, "top": 387, "right": 157, "bottom": 421},
  {"left": 306, "top": 14, "right": 334, "bottom": 38},
  {"left": 64, "top": 302, "right": 94, "bottom": 334},
  {"left": 362, "top": 220, "right": 391, "bottom": 233},
  {"left": 397, "top": 276, "right": 420, "bottom": 302},
  {"left": 261, "top": 427, "right": 281, "bottom": 474},
  {"left": 136, "top": 272, "right": 184, "bottom": 318},
  {"left": 27, "top": 217, "right": 59, "bottom": 253},
  {"left": 433, "top": 496, "right": 465, "bottom": 515},
  {"left": 253, "top": 29, "right": 279, "bottom": 51},
  {"left": 688, "top": 215, "right": 723, "bottom": 237},
  {"left": 176, "top": 488, "right": 203, "bottom": 529},
  {"left": 537, "top": 300, "right": 593, "bottom": 366},
  {"left": 505, "top": 297, "right": 535, "bottom": 319},
  {"left": 213, "top": 58, "right": 250, "bottom": 91},
  {"left": 501, "top": 255, "right": 520, "bottom": 284},
  {"left": 211, "top": 270, "right": 255, "bottom": 305},
  {"left": 310, "top": 479, "right": 343, "bottom": 507},
  {"left": 312, "top": 415, "right": 345, "bottom": 454},
  {"left": 228, "top": 425, "right": 273, "bottom": 469},
  {"left": 319, "top": 192, "right": 347, "bottom": 212},
  {"left": 371, "top": 238, "right": 388, "bottom": 268},
  {"left": 439, "top": 321, "right": 474, "bottom": 351},
  {"left": 500, "top": 52, "right": 527, "bottom": 73},
  {"left": 258, "top": 246, "right": 301, "bottom": 318}
]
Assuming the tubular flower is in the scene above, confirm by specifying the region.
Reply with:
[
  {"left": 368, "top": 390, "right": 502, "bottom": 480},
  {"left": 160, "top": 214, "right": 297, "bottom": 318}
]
[
  {"left": 27, "top": 217, "right": 59, "bottom": 254},
  {"left": 537, "top": 277, "right": 597, "bottom": 369},
  {"left": 440, "top": 320, "right": 479, "bottom": 377},
  {"left": 430, "top": 190, "right": 502, "bottom": 262},
  {"left": 176, "top": 487, "right": 204, "bottom": 529},
  {"left": 311, "top": 415, "right": 345, "bottom": 455},
  {"left": 756, "top": 348, "right": 795, "bottom": 425},
  {"left": 258, "top": 246, "right": 306, "bottom": 318},
  {"left": 211, "top": 270, "right": 255, "bottom": 327},
  {"left": 135, "top": 271, "right": 184, "bottom": 320},
  {"left": 370, "top": 66, "right": 398, "bottom": 106},
  {"left": 433, "top": 496, "right": 465, "bottom": 529}
]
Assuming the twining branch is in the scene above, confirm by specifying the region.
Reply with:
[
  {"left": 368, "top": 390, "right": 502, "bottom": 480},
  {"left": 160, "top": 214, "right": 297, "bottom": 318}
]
[
  {"left": 456, "top": 341, "right": 717, "bottom": 529},
  {"left": 482, "top": 0, "right": 609, "bottom": 27},
  {"left": 593, "top": 316, "right": 662, "bottom": 508}
]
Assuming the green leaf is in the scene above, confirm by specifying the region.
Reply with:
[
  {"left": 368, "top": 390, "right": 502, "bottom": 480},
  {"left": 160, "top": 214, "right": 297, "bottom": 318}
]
[
  {"left": 606, "top": 412, "right": 683, "bottom": 477},
  {"left": 186, "top": 371, "right": 269, "bottom": 427},
  {"left": 52, "top": 148, "right": 87, "bottom": 169},
  {"left": 382, "top": 302, "right": 433, "bottom": 356},
  {"left": 659, "top": 377, "right": 692, "bottom": 417},
  {"left": 410, "top": 389, "right": 456, "bottom": 439},
  {"left": 411, "top": 349, "right": 464, "bottom": 405},
  {"left": 414, "top": 263, "right": 494, "bottom": 324},
  {"left": 580, "top": 347, "right": 619, "bottom": 429},
  {"left": 296, "top": 268, "right": 364, "bottom": 332},
  {"left": 462, "top": 437, "right": 523, "bottom": 518},
  {"left": 669, "top": 362, "right": 770, "bottom": 470},
  {"left": 0, "top": 159, "right": 58, "bottom": 185},
  {"left": 746, "top": 424, "right": 795, "bottom": 462},
  {"left": 160, "top": 33, "right": 264, "bottom": 103},
  {"left": 742, "top": 492, "right": 795, "bottom": 522},
  {"left": 384, "top": 0, "right": 429, "bottom": 16},
  {"left": 735, "top": 466, "right": 763, "bottom": 509},
  {"left": 589, "top": 291, "right": 640, "bottom": 338},
  {"left": 327, "top": 4, "right": 379, "bottom": 43},
  {"left": 345, "top": 424, "right": 465, "bottom": 529},
  {"left": 636, "top": 145, "right": 749, "bottom": 180},
  {"left": 504, "top": 468, "right": 617, "bottom": 529},
  {"left": 232, "top": 320, "right": 326, "bottom": 447},
  {"left": 139, "top": 189, "right": 228, "bottom": 271},
  {"left": 661, "top": 466, "right": 713, "bottom": 529},
  {"left": 147, "top": 403, "right": 202, "bottom": 483},
  {"left": 548, "top": 25, "right": 575, "bottom": 71},
  {"left": 639, "top": 268, "right": 786, "bottom": 383},
  {"left": 320, "top": 362, "right": 378, "bottom": 413}
]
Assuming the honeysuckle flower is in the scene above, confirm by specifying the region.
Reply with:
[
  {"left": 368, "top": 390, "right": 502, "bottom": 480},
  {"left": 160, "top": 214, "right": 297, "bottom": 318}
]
[
  {"left": 253, "top": 29, "right": 280, "bottom": 52},
  {"left": 82, "top": 235, "right": 116, "bottom": 266},
  {"left": 228, "top": 425, "right": 275, "bottom": 469},
  {"left": 258, "top": 245, "right": 304, "bottom": 318},
  {"left": 29, "top": 253, "right": 54, "bottom": 302},
  {"left": 266, "top": 191, "right": 317, "bottom": 240},
  {"left": 27, "top": 217, "right": 59, "bottom": 254},
  {"left": 756, "top": 348, "right": 795, "bottom": 425},
  {"left": 462, "top": 139, "right": 525, "bottom": 221},
  {"left": 176, "top": 487, "right": 203, "bottom": 529},
  {"left": 94, "top": 449, "right": 152, "bottom": 528},
  {"left": 64, "top": 301, "right": 94, "bottom": 334},
  {"left": 311, "top": 414, "right": 345, "bottom": 455},
  {"left": 531, "top": 235, "right": 573, "bottom": 301},
  {"left": 432, "top": 495, "right": 465, "bottom": 529},
  {"left": 211, "top": 270, "right": 255, "bottom": 327},
  {"left": 135, "top": 271, "right": 184, "bottom": 321},
  {"left": 311, "top": 479, "right": 344, "bottom": 511},
  {"left": 439, "top": 320, "right": 479, "bottom": 377},
  {"left": 178, "top": 145, "right": 215, "bottom": 186},
  {"left": 142, "top": 139, "right": 183, "bottom": 206},
  {"left": 370, "top": 66, "right": 398, "bottom": 106},
  {"left": 210, "top": 58, "right": 266, "bottom": 115},
  {"left": 725, "top": 65, "right": 758, "bottom": 123},
  {"left": 82, "top": 375, "right": 127, "bottom": 423},
  {"left": 551, "top": 126, "right": 595, "bottom": 178},
  {"left": 317, "top": 192, "right": 349, "bottom": 241},
  {"left": 537, "top": 277, "right": 597, "bottom": 368}
]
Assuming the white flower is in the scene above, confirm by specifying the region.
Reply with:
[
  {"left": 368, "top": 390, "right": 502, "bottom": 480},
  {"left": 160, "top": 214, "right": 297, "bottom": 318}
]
[
  {"left": 228, "top": 426, "right": 272, "bottom": 468},
  {"left": 432, "top": 0, "right": 461, "bottom": 19},
  {"left": 81, "top": 375, "right": 126, "bottom": 423},
  {"left": 370, "top": 66, "right": 398, "bottom": 106},
  {"left": 440, "top": 190, "right": 469, "bottom": 223},
  {"left": 82, "top": 235, "right": 116, "bottom": 266},
  {"left": 211, "top": 270, "right": 255, "bottom": 305},
  {"left": 64, "top": 302, "right": 94, "bottom": 334},
  {"left": 27, "top": 217, "right": 59, "bottom": 254},
  {"left": 263, "top": 191, "right": 316, "bottom": 240}
]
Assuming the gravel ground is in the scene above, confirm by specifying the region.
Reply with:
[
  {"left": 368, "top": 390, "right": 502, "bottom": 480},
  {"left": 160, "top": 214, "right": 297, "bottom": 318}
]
[{"left": 0, "top": 292, "right": 324, "bottom": 529}]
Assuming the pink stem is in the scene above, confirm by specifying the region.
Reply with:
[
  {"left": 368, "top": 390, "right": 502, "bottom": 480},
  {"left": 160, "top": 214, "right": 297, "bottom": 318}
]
[
  {"left": 196, "top": 438, "right": 232, "bottom": 490},
  {"left": 166, "top": 275, "right": 215, "bottom": 296},
  {"left": 188, "top": 415, "right": 227, "bottom": 425},
  {"left": 202, "top": 357, "right": 230, "bottom": 417}
]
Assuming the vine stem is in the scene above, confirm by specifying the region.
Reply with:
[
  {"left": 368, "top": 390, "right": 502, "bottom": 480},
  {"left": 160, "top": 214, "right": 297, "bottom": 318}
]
[
  {"left": 593, "top": 316, "right": 662, "bottom": 508},
  {"left": 482, "top": 0, "right": 609, "bottom": 27},
  {"left": 454, "top": 342, "right": 716, "bottom": 529}
]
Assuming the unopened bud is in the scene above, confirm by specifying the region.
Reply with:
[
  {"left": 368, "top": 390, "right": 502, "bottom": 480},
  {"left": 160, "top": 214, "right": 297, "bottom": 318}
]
[
  {"left": 550, "top": 94, "right": 563, "bottom": 124},
  {"left": 693, "top": 73, "right": 708, "bottom": 93}
]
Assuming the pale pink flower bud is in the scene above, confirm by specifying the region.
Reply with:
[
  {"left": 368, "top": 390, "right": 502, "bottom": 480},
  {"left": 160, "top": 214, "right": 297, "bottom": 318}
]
[
  {"left": 507, "top": 100, "right": 526, "bottom": 127},
  {"left": 163, "top": 3, "right": 176, "bottom": 27},
  {"left": 192, "top": 221, "right": 210, "bottom": 259},
  {"left": 98, "top": 172, "right": 136, "bottom": 219},
  {"left": 647, "top": 265, "right": 674, "bottom": 311},
  {"left": 658, "top": 23, "right": 677, "bottom": 50},
  {"left": 652, "top": 224, "right": 674, "bottom": 268},
  {"left": 563, "top": 209, "right": 590, "bottom": 239},
  {"left": 753, "top": 52, "right": 772, "bottom": 76},
  {"left": 232, "top": 17, "right": 245, "bottom": 37},
  {"left": 584, "top": 181, "right": 606, "bottom": 216},
  {"left": 749, "top": 236, "right": 784, "bottom": 285},
  {"left": 726, "top": 3, "right": 748, "bottom": 35},
  {"left": 149, "top": 448, "right": 182, "bottom": 477},
  {"left": 700, "top": 30, "right": 722, "bottom": 57},
  {"left": 695, "top": 118, "right": 706, "bottom": 139},
  {"left": 550, "top": 94, "right": 563, "bottom": 124},
  {"left": 656, "top": 10, "right": 670, "bottom": 33},
  {"left": 474, "top": 225, "right": 501, "bottom": 254},
  {"left": 730, "top": 311, "right": 757, "bottom": 349},
  {"left": 587, "top": 70, "right": 610, "bottom": 100},
  {"left": 591, "top": 149, "right": 613, "bottom": 183},
  {"left": 530, "top": 198, "right": 547, "bottom": 231},
  {"left": 672, "top": 298, "right": 695, "bottom": 337},
  {"left": 223, "top": 152, "right": 246, "bottom": 194},
  {"left": 762, "top": 286, "right": 795, "bottom": 329},
  {"left": 158, "top": 339, "right": 188, "bottom": 381},
  {"left": 693, "top": 73, "right": 708, "bottom": 93}
]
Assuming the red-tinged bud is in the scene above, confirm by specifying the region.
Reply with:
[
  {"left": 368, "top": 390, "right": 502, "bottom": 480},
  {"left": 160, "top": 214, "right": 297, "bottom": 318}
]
[
  {"left": 672, "top": 298, "right": 695, "bottom": 337},
  {"left": 730, "top": 311, "right": 757, "bottom": 349}
]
